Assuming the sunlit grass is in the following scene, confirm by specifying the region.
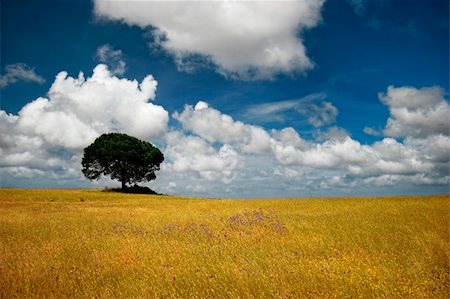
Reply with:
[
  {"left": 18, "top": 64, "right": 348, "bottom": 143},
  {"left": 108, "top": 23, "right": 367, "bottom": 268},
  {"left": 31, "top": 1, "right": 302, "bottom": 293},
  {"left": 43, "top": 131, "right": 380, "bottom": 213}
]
[{"left": 0, "top": 189, "right": 448, "bottom": 298}]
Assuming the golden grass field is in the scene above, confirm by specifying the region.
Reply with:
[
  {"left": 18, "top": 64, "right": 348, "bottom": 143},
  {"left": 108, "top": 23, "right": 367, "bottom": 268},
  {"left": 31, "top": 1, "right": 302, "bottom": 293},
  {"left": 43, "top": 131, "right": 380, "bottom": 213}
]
[{"left": 0, "top": 189, "right": 448, "bottom": 298}]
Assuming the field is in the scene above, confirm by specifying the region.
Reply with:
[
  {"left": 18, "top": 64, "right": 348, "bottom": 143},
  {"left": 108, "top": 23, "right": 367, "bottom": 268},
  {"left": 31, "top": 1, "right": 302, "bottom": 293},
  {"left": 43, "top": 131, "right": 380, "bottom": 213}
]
[{"left": 0, "top": 189, "right": 448, "bottom": 298}]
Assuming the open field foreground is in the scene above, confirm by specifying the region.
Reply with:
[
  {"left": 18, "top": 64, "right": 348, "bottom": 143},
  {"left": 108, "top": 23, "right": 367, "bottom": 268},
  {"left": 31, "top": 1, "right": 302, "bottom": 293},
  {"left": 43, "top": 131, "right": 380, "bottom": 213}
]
[{"left": 0, "top": 189, "right": 448, "bottom": 298}]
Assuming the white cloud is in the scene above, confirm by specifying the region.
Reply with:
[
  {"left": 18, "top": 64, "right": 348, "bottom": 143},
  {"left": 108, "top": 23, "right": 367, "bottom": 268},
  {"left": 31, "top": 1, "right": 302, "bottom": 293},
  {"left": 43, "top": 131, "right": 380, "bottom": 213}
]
[
  {"left": 244, "top": 93, "right": 338, "bottom": 127},
  {"left": 274, "top": 166, "right": 304, "bottom": 179},
  {"left": 1, "top": 71, "right": 448, "bottom": 196},
  {"left": 0, "top": 63, "right": 46, "bottom": 88},
  {"left": 1, "top": 166, "right": 46, "bottom": 179},
  {"left": 173, "top": 101, "right": 271, "bottom": 154},
  {"left": 245, "top": 99, "right": 301, "bottom": 122},
  {"left": 0, "top": 64, "right": 168, "bottom": 183},
  {"left": 270, "top": 127, "right": 311, "bottom": 150},
  {"left": 171, "top": 97, "right": 448, "bottom": 191},
  {"left": 380, "top": 85, "right": 450, "bottom": 139},
  {"left": 302, "top": 101, "right": 338, "bottom": 128},
  {"left": 270, "top": 128, "right": 445, "bottom": 183},
  {"left": 96, "top": 44, "right": 126, "bottom": 75},
  {"left": 163, "top": 131, "right": 241, "bottom": 184},
  {"left": 363, "top": 126, "right": 382, "bottom": 136},
  {"left": 35, "top": 64, "right": 166, "bottom": 149},
  {"left": 315, "top": 126, "right": 350, "bottom": 142},
  {"left": 93, "top": 0, "right": 325, "bottom": 80},
  {"left": 271, "top": 133, "right": 372, "bottom": 169},
  {"left": 0, "top": 110, "right": 71, "bottom": 170},
  {"left": 369, "top": 138, "right": 432, "bottom": 176},
  {"left": 405, "top": 134, "right": 450, "bottom": 163}
]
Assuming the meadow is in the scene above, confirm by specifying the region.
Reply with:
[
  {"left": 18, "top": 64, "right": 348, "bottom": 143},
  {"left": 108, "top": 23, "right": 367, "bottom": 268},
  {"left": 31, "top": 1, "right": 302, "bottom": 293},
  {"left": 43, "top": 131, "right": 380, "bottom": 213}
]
[{"left": 0, "top": 189, "right": 448, "bottom": 298}]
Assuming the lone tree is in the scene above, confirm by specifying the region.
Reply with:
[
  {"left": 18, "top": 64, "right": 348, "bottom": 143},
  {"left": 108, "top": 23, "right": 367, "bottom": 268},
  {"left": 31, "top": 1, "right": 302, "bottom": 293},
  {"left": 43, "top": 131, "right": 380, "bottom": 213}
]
[{"left": 82, "top": 133, "right": 164, "bottom": 191}]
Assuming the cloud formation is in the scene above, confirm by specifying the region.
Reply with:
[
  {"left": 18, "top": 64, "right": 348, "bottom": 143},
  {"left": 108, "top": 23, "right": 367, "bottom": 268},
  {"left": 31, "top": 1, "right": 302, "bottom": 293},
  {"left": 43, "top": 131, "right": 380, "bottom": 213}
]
[
  {"left": 244, "top": 93, "right": 338, "bottom": 127},
  {"left": 96, "top": 44, "right": 126, "bottom": 75},
  {"left": 380, "top": 85, "right": 450, "bottom": 139},
  {"left": 0, "top": 63, "right": 46, "bottom": 88},
  {"left": 164, "top": 131, "right": 241, "bottom": 184},
  {"left": 164, "top": 82, "right": 448, "bottom": 195},
  {"left": 1, "top": 64, "right": 448, "bottom": 196},
  {"left": 363, "top": 126, "right": 382, "bottom": 136},
  {"left": 94, "top": 0, "right": 325, "bottom": 80},
  {"left": 1, "top": 64, "right": 168, "bottom": 182},
  {"left": 174, "top": 101, "right": 271, "bottom": 154}
]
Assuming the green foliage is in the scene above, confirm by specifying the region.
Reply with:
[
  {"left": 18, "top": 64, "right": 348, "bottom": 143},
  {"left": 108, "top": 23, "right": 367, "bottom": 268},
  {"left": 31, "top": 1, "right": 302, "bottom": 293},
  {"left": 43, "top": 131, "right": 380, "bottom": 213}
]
[{"left": 81, "top": 133, "right": 164, "bottom": 189}]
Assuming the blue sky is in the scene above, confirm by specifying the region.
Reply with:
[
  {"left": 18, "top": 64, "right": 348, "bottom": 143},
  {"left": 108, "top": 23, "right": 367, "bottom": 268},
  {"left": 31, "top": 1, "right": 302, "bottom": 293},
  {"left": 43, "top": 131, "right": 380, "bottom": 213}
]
[{"left": 1, "top": 0, "right": 449, "bottom": 197}]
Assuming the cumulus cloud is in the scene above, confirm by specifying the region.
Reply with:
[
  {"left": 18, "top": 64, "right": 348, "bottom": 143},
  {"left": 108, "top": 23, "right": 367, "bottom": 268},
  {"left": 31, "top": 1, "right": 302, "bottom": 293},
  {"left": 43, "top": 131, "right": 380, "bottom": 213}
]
[
  {"left": 96, "top": 44, "right": 126, "bottom": 75},
  {"left": 163, "top": 131, "right": 241, "bottom": 184},
  {"left": 23, "top": 64, "right": 167, "bottom": 149},
  {"left": 271, "top": 132, "right": 447, "bottom": 185},
  {"left": 0, "top": 64, "right": 168, "bottom": 183},
  {"left": 302, "top": 101, "right": 338, "bottom": 128},
  {"left": 173, "top": 101, "right": 271, "bottom": 154},
  {"left": 380, "top": 86, "right": 450, "bottom": 139},
  {"left": 274, "top": 166, "right": 304, "bottom": 179},
  {"left": 2, "top": 72, "right": 448, "bottom": 195},
  {"left": 271, "top": 133, "right": 370, "bottom": 169},
  {"left": 0, "top": 63, "right": 46, "bottom": 88},
  {"left": 270, "top": 127, "right": 311, "bottom": 150},
  {"left": 244, "top": 93, "right": 338, "bottom": 127},
  {"left": 268, "top": 85, "right": 449, "bottom": 185},
  {"left": 220, "top": 86, "right": 447, "bottom": 186},
  {"left": 170, "top": 96, "right": 448, "bottom": 192},
  {"left": 314, "top": 126, "right": 350, "bottom": 142},
  {"left": 93, "top": 0, "right": 325, "bottom": 80}
]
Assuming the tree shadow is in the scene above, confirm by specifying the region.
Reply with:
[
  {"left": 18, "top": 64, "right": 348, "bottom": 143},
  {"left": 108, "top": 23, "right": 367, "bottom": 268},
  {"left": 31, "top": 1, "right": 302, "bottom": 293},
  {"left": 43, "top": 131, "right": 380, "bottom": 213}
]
[{"left": 104, "top": 185, "right": 161, "bottom": 195}]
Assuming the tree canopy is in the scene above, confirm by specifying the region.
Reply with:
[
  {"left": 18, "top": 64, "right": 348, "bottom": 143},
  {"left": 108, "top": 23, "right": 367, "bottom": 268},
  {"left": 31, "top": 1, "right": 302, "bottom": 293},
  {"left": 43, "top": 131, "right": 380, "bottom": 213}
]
[{"left": 81, "top": 133, "right": 164, "bottom": 190}]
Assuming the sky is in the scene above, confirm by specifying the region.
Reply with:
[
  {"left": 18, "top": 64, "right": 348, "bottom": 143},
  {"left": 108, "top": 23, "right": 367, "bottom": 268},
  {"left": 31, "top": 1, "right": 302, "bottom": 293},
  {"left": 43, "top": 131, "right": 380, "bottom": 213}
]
[{"left": 1, "top": 0, "right": 449, "bottom": 198}]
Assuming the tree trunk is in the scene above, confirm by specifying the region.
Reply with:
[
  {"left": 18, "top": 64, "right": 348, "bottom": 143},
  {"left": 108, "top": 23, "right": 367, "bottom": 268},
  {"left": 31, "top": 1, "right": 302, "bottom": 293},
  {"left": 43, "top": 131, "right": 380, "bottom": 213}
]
[{"left": 121, "top": 168, "right": 126, "bottom": 191}]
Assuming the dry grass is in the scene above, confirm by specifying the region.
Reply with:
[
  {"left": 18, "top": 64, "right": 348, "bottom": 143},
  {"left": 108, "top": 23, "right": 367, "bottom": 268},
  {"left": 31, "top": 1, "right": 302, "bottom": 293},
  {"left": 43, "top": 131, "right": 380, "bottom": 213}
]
[{"left": 0, "top": 189, "right": 448, "bottom": 298}]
